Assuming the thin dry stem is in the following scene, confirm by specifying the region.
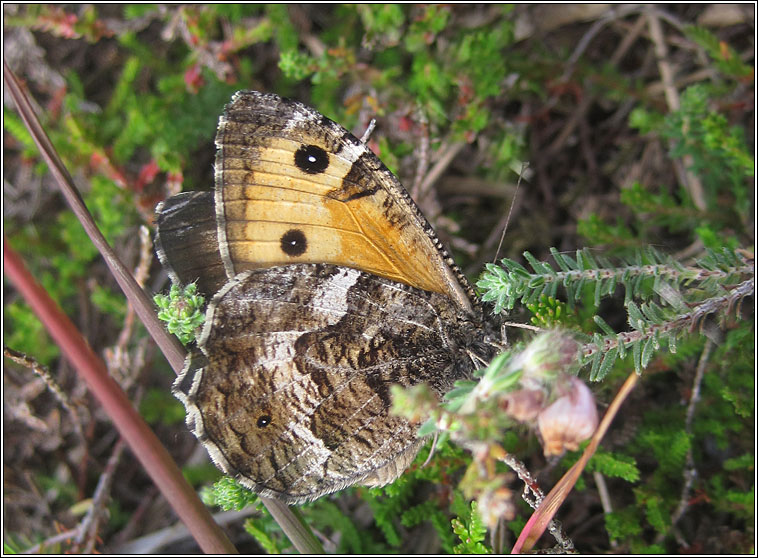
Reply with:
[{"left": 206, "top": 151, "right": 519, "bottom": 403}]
[
  {"left": 77, "top": 439, "right": 127, "bottom": 552},
  {"left": 4, "top": 346, "right": 86, "bottom": 443},
  {"left": 19, "top": 527, "right": 81, "bottom": 554},
  {"left": 656, "top": 338, "right": 714, "bottom": 546},
  {"left": 416, "top": 141, "right": 466, "bottom": 205},
  {"left": 645, "top": 6, "right": 707, "bottom": 211},
  {"left": 501, "top": 453, "right": 574, "bottom": 550},
  {"left": 411, "top": 109, "right": 431, "bottom": 198},
  {"left": 593, "top": 471, "right": 619, "bottom": 549}
]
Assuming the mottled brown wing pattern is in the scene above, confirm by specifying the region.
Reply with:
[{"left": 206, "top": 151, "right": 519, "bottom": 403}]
[
  {"left": 174, "top": 264, "right": 482, "bottom": 503},
  {"left": 155, "top": 91, "right": 496, "bottom": 503}
]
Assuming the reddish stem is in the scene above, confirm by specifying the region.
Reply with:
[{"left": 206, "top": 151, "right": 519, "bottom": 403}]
[{"left": 4, "top": 239, "right": 238, "bottom": 554}]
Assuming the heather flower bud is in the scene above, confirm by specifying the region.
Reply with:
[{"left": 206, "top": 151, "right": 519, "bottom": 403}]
[
  {"left": 537, "top": 376, "right": 598, "bottom": 456},
  {"left": 509, "top": 331, "right": 581, "bottom": 388},
  {"left": 500, "top": 388, "right": 545, "bottom": 423}
]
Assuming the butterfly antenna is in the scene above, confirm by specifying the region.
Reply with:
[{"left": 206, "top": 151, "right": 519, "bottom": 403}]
[
  {"left": 493, "top": 161, "right": 529, "bottom": 263},
  {"left": 359, "top": 118, "right": 377, "bottom": 144}
]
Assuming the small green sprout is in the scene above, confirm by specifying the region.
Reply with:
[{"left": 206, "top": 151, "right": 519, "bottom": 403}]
[{"left": 153, "top": 283, "right": 206, "bottom": 345}]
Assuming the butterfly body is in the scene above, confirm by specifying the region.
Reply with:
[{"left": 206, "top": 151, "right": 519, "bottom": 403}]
[{"left": 156, "top": 91, "right": 495, "bottom": 503}]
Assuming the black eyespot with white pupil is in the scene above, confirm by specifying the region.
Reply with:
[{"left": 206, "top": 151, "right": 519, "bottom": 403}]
[
  {"left": 294, "top": 144, "right": 329, "bottom": 174},
  {"left": 280, "top": 228, "right": 307, "bottom": 257},
  {"left": 257, "top": 415, "right": 272, "bottom": 428}
]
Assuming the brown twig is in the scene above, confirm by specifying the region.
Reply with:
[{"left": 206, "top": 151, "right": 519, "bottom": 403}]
[
  {"left": 411, "top": 109, "right": 431, "bottom": 199},
  {"left": 645, "top": 6, "right": 707, "bottom": 211},
  {"left": 105, "top": 225, "right": 153, "bottom": 389},
  {"left": 559, "top": 4, "right": 642, "bottom": 85},
  {"left": 656, "top": 338, "right": 714, "bottom": 546},
  {"left": 20, "top": 526, "right": 81, "bottom": 554},
  {"left": 113, "top": 508, "right": 257, "bottom": 553},
  {"left": 492, "top": 163, "right": 527, "bottom": 264},
  {"left": 500, "top": 453, "right": 574, "bottom": 551},
  {"left": 416, "top": 141, "right": 466, "bottom": 203},
  {"left": 4, "top": 346, "right": 86, "bottom": 443},
  {"left": 545, "top": 13, "right": 646, "bottom": 158},
  {"left": 77, "top": 439, "right": 127, "bottom": 552},
  {"left": 592, "top": 471, "right": 618, "bottom": 549}
]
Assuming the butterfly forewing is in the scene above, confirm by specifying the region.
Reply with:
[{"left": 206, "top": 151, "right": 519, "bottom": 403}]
[{"left": 215, "top": 91, "right": 476, "bottom": 312}]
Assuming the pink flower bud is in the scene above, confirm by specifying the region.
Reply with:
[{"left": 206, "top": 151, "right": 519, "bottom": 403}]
[
  {"left": 500, "top": 388, "right": 545, "bottom": 423},
  {"left": 537, "top": 376, "right": 598, "bottom": 456}
]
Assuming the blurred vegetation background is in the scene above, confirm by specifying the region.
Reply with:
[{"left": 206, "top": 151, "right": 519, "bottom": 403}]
[{"left": 3, "top": 4, "right": 754, "bottom": 553}]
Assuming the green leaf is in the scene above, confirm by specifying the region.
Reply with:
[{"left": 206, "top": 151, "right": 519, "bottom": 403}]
[
  {"left": 244, "top": 518, "right": 283, "bottom": 554},
  {"left": 452, "top": 501, "right": 491, "bottom": 554},
  {"left": 588, "top": 451, "right": 640, "bottom": 482}
]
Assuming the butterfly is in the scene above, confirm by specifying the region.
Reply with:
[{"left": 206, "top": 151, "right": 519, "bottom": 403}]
[{"left": 155, "top": 91, "right": 496, "bottom": 503}]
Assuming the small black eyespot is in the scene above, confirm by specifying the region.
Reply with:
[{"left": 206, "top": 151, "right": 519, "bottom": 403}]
[
  {"left": 280, "top": 228, "right": 307, "bottom": 257},
  {"left": 257, "top": 415, "right": 272, "bottom": 428},
  {"left": 294, "top": 144, "right": 329, "bottom": 174}
]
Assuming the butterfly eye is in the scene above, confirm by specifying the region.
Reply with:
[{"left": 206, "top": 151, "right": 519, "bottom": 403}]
[
  {"left": 294, "top": 144, "right": 329, "bottom": 174},
  {"left": 256, "top": 415, "right": 272, "bottom": 428}
]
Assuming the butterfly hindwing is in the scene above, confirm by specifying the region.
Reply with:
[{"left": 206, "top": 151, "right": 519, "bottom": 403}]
[
  {"left": 174, "top": 264, "right": 478, "bottom": 503},
  {"left": 155, "top": 191, "right": 226, "bottom": 296}
]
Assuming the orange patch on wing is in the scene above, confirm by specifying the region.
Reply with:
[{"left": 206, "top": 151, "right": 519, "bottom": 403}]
[{"left": 218, "top": 137, "right": 459, "bottom": 297}]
